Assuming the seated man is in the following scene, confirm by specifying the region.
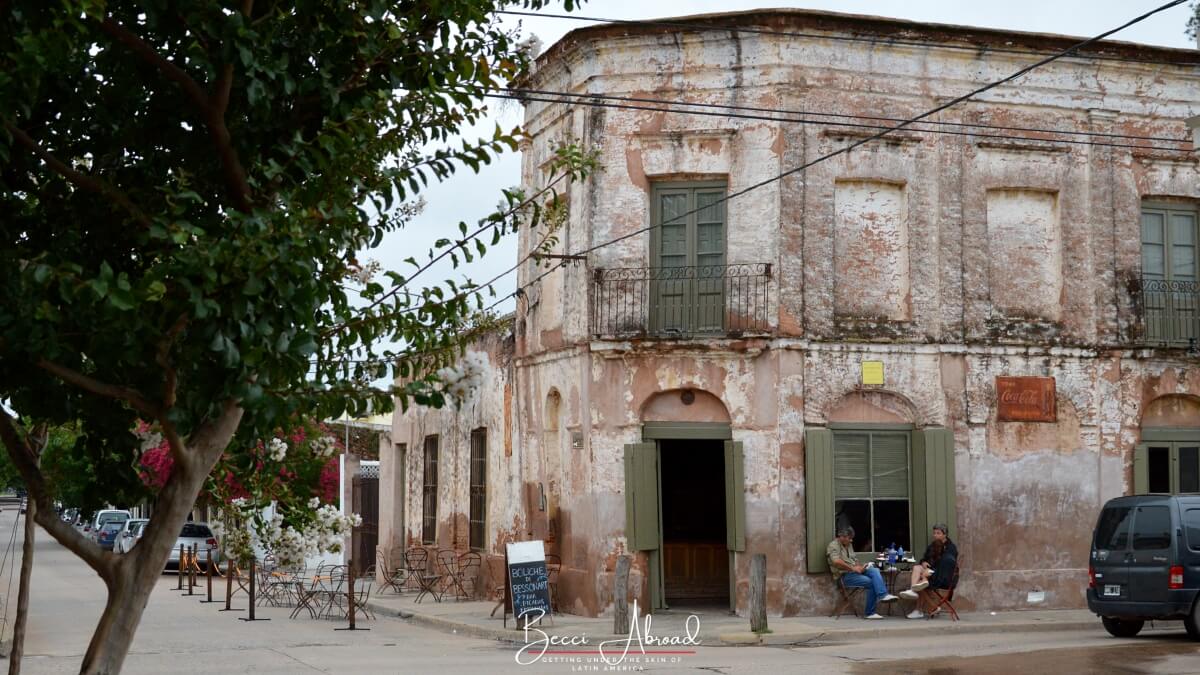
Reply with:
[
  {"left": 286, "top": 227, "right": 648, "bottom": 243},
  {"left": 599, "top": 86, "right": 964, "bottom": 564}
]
[{"left": 827, "top": 526, "right": 898, "bottom": 620}]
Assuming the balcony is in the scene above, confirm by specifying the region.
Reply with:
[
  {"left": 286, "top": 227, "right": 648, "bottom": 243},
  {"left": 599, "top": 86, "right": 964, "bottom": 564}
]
[
  {"left": 591, "top": 263, "right": 772, "bottom": 339},
  {"left": 1138, "top": 276, "right": 1200, "bottom": 348}
]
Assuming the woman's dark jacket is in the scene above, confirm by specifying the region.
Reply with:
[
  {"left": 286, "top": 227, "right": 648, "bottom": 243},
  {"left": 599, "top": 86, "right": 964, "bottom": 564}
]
[{"left": 920, "top": 540, "right": 958, "bottom": 589}]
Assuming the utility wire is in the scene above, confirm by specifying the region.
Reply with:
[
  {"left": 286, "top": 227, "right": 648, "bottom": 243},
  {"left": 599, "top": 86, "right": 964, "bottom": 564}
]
[
  {"left": 495, "top": 91, "right": 1188, "bottom": 152},
  {"left": 500, "top": 8, "right": 1199, "bottom": 66},
  {"left": 509, "top": 87, "right": 1190, "bottom": 145},
  {"left": 477, "top": 0, "right": 1190, "bottom": 313},
  {"left": 318, "top": 0, "right": 1190, "bottom": 364}
]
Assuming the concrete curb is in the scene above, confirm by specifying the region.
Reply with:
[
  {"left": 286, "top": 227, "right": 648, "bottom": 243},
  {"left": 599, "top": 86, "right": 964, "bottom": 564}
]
[
  {"left": 367, "top": 599, "right": 1122, "bottom": 648},
  {"left": 367, "top": 600, "right": 531, "bottom": 645},
  {"left": 717, "top": 618, "right": 1105, "bottom": 646}
]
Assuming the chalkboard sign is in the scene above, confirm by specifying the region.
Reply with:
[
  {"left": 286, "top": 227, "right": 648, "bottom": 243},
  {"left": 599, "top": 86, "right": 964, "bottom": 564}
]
[{"left": 506, "top": 541, "right": 552, "bottom": 626}]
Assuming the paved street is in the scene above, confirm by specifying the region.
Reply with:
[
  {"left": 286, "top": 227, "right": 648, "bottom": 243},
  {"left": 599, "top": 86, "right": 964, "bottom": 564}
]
[{"left": 1, "top": 509, "right": 1198, "bottom": 673}]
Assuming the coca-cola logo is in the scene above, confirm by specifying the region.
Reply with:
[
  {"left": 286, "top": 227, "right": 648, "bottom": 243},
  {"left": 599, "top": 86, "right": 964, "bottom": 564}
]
[{"left": 996, "top": 376, "right": 1056, "bottom": 422}]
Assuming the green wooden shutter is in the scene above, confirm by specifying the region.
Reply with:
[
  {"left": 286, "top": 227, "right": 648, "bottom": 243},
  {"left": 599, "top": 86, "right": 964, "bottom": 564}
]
[
  {"left": 871, "top": 433, "right": 909, "bottom": 498},
  {"left": 1133, "top": 443, "right": 1148, "bottom": 495},
  {"left": 624, "top": 442, "right": 660, "bottom": 551},
  {"left": 833, "top": 433, "right": 869, "bottom": 498},
  {"left": 724, "top": 440, "right": 746, "bottom": 552},
  {"left": 805, "top": 428, "right": 834, "bottom": 573},
  {"left": 917, "top": 428, "right": 957, "bottom": 543},
  {"left": 911, "top": 431, "right": 929, "bottom": 557}
]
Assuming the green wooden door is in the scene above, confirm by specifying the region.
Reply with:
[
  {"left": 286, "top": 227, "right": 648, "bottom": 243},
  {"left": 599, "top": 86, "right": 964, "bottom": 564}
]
[
  {"left": 624, "top": 442, "right": 663, "bottom": 609},
  {"left": 651, "top": 182, "right": 726, "bottom": 334}
]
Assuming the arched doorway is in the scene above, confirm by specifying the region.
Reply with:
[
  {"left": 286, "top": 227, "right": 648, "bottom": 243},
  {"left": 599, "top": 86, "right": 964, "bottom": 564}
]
[
  {"left": 627, "top": 389, "right": 741, "bottom": 611},
  {"left": 1136, "top": 395, "right": 1200, "bottom": 494}
]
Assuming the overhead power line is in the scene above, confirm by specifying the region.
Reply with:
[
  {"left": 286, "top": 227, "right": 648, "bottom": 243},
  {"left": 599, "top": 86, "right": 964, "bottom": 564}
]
[
  {"left": 320, "top": 0, "right": 1190, "bottom": 364},
  {"left": 476, "top": 0, "right": 1190, "bottom": 313},
  {"left": 500, "top": 8, "right": 1199, "bottom": 67},
  {"left": 494, "top": 90, "right": 1188, "bottom": 152},
  {"left": 508, "top": 87, "right": 1190, "bottom": 145}
]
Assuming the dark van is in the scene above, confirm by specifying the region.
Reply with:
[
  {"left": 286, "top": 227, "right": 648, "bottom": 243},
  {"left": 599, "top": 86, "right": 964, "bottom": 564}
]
[{"left": 1088, "top": 494, "right": 1200, "bottom": 639}]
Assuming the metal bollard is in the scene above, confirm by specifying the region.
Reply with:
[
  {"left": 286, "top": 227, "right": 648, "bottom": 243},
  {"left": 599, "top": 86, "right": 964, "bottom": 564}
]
[
  {"left": 239, "top": 558, "right": 268, "bottom": 622},
  {"left": 219, "top": 558, "right": 243, "bottom": 612},
  {"left": 200, "top": 547, "right": 219, "bottom": 603}
]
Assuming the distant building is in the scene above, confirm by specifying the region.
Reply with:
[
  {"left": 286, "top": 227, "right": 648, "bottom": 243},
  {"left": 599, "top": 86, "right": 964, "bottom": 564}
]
[{"left": 381, "top": 9, "right": 1200, "bottom": 617}]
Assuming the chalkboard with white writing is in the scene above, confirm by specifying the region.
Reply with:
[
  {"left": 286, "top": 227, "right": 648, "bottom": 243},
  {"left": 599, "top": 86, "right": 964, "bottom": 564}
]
[{"left": 506, "top": 541, "right": 552, "bottom": 625}]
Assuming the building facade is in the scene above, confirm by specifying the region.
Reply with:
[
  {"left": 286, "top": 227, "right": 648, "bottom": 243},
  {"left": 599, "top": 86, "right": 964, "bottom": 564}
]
[{"left": 381, "top": 9, "right": 1200, "bottom": 617}]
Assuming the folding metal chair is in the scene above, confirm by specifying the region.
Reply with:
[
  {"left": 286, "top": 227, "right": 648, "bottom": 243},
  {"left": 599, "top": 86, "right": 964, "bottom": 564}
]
[
  {"left": 377, "top": 550, "right": 406, "bottom": 594},
  {"left": 545, "top": 554, "right": 562, "bottom": 612},
  {"left": 403, "top": 548, "right": 428, "bottom": 592},
  {"left": 831, "top": 574, "right": 864, "bottom": 619},
  {"left": 927, "top": 560, "right": 961, "bottom": 621}
]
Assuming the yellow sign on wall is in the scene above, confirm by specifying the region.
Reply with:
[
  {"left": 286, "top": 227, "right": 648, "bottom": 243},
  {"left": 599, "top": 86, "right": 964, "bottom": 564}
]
[{"left": 861, "top": 361, "right": 884, "bottom": 385}]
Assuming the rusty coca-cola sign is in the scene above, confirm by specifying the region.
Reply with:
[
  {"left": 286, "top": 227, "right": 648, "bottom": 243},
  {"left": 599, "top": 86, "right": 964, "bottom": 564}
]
[{"left": 996, "top": 376, "right": 1056, "bottom": 422}]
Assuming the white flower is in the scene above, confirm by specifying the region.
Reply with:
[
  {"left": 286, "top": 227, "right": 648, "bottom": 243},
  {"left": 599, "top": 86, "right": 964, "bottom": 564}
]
[
  {"left": 267, "top": 438, "right": 288, "bottom": 462},
  {"left": 310, "top": 436, "right": 338, "bottom": 458},
  {"left": 308, "top": 497, "right": 320, "bottom": 509},
  {"left": 138, "top": 432, "right": 163, "bottom": 453}
]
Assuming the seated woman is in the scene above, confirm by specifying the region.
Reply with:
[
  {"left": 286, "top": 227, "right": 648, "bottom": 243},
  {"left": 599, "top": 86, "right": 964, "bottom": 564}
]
[{"left": 900, "top": 523, "right": 958, "bottom": 618}]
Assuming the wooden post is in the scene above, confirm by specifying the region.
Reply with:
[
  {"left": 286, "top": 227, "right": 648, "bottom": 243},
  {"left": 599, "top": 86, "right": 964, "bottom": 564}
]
[
  {"left": 613, "top": 555, "right": 631, "bottom": 635},
  {"left": 185, "top": 545, "right": 196, "bottom": 595},
  {"left": 176, "top": 544, "right": 185, "bottom": 590},
  {"left": 347, "top": 561, "right": 356, "bottom": 629},
  {"left": 750, "top": 553, "right": 767, "bottom": 633},
  {"left": 200, "top": 547, "right": 218, "bottom": 603},
  {"left": 219, "top": 559, "right": 243, "bottom": 612}
]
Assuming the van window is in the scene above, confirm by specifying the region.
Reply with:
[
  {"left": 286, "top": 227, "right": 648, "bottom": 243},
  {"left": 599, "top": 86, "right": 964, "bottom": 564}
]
[
  {"left": 180, "top": 524, "right": 212, "bottom": 538},
  {"left": 1095, "top": 506, "right": 1133, "bottom": 550},
  {"left": 1186, "top": 509, "right": 1200, "bottom": 551},
  {"left": 1132, "top": 505, "right": 1171, "bottom": 550}
]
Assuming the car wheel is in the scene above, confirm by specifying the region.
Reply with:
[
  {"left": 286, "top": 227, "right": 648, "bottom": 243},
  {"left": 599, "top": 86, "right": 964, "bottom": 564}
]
[
  {"left": 1185, "top": 599, "right": 1200, "bottom": 641},
  {"left": 1101, "top": 616, "right": 1144, "bottom": 638}
]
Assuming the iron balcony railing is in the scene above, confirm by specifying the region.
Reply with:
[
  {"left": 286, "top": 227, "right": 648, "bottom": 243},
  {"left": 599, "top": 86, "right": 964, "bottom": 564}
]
[
  {"left": 1138, "top": 276, "right": 1200, "bottom": 348},
  {"left": 591, "top": 263, "right": 772, "bottom": 338}
]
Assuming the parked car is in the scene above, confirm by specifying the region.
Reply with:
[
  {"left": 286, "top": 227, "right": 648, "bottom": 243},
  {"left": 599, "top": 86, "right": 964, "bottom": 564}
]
[
  {"left": 1088, "top": 494, "right": 1200, "bottom": 639},
  {"left": 115, "top": 519, "right": 148, "bottom": 554},
  {"left": 165, "top": 522, "right": 220, "bottom": 572},
  {"left": 90, "top": 510, "right": 131, "bottom": 543},
  {"left": 18, "top": 497, "right": 27, "bottom": 514},
  {"left": 61, "top": 507, "right": 79, "bottom": 524},
  {"left": 95, "top": 521, "right": 125, "bottom": 551}
]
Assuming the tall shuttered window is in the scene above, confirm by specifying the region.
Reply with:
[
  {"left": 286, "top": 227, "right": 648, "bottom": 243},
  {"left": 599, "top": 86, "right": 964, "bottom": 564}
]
[
  {"left": 805, "top": 427, "right": 956, "bottom": 573},
  {"left": 1141, "top": 204, "right": 1199, "bottom": 346},
  {"left": 421, "top": 435, "right": 439, "bottom": 544},
  {"left": 650, "top": 182, "right": 727, "bottom": 334},
  {"left": 833, "top": 431, "right": 911, "bottom": 553},
  {"left": 469, "top": 428, "right": 487, "bottom": 551}
]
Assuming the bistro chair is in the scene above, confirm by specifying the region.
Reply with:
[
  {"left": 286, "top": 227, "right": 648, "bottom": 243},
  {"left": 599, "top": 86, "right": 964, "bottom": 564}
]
[
  {"left": 354, "top": 576, "right": 376, "bottom": 620},
  {"left": 488, "top": 556, "right": 507, "bottom": 617},
  {"left": 927, "top": 559, "right": 961, "bottom": 621},
  {"left": 545, "top": 554, "right": 562, "bottom": 612},
  {"left": 377, "top": 550, "right": 407, "bottom": 594},
  {"left": 435, "top": 549, "right": 460, "bottom": 595},
  {"left": 403, "top": 548, "right": 429, "bottom": 592},
  {"left": 451, "top": 551, "right": 482, "bottom": 601},
  {"left": 831, "top": 574, "right": 864, "bottom": 619}
]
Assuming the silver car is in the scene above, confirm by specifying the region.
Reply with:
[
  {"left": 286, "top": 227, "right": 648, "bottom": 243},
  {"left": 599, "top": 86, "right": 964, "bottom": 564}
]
[
  {"left": 165, "top": 522, "right": 221, "bottom": 572},
  {"left": 114, "top": 518, "right": 148, "bottom": 554}
]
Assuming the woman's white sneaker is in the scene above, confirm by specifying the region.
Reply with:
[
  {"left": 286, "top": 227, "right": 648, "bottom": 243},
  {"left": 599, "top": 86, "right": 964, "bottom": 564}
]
[
  {"left": 865, "top": 613, "right": 885, "bottom": 620},
  {"left": 906, "top": 610, "right": 924, "bottom": 619},
  {"left": 899, "top": 589, "right": 919, "bottom": 600}
]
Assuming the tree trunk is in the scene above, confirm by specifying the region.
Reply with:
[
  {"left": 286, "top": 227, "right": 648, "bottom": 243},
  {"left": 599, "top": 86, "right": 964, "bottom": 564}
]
[
  {"left": 8, "top": 498, "right": 36, "bottom": 673},
  {"left": 612, "top": 555, "right": 631, "bottom": 635},
  {"left": 75, "top": 407, "right": 243, "bottom": 673}
]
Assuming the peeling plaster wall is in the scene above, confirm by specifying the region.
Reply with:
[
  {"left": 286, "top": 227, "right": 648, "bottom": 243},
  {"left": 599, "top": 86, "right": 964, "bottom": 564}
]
[{"left": 389, "top": 10, "right": 1200, "bottom": 617}]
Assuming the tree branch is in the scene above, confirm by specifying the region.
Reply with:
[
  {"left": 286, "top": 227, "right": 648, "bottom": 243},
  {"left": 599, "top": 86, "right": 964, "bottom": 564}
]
[
  {"left": 97, "top": 18, "right": 210, "bottom": 111},
  {"left": 37, "top": 359, "right": 160, "bottom": 418},
  {"left": 0, "top": 410, "right": 115, "bottom": 578},
  {"left": 4, "top": 124, "right": 153, "bottom": 229},
  {"left": 156, "top": 314, "right": 188, "bottom": 410},
  {"left": 97, "top": 15, "right": 254, "bottom": 213}
]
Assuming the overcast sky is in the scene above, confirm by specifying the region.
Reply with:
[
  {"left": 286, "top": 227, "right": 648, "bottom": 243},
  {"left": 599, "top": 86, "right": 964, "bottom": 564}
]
[{"left": 377, "top": 1, "right": 1196, "bottom": 320}]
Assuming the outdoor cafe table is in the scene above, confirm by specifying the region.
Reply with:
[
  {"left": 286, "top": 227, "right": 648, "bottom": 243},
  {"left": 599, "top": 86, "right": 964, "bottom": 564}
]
[{"left": 874, "top": 555, "right": 916, "bottom": 615}]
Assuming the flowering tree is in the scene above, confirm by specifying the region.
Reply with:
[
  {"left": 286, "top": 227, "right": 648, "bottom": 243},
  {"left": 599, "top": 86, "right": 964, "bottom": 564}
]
[
  {"left": 205, "top": 420, "right": 357, "bottom": 568},
  {"left": 0, "top": 2, "right": 587, "bottom": 671}
]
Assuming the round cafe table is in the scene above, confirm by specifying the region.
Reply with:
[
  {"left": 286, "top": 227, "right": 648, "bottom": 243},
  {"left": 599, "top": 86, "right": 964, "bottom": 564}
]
[{"left": 874, "top": 556, "right": 916, "bottom": 615}]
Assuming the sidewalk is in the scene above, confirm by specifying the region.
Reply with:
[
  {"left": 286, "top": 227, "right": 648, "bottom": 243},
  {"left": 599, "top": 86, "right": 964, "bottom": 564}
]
[{"left": 365, "top": 592, "right": 1139, "bottom": 647}]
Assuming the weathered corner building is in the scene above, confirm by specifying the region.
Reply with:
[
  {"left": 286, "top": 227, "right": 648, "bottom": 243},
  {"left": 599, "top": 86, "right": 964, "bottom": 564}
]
[{"left": 380, "top": 9, "right": 1200, "bottom": 617}]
